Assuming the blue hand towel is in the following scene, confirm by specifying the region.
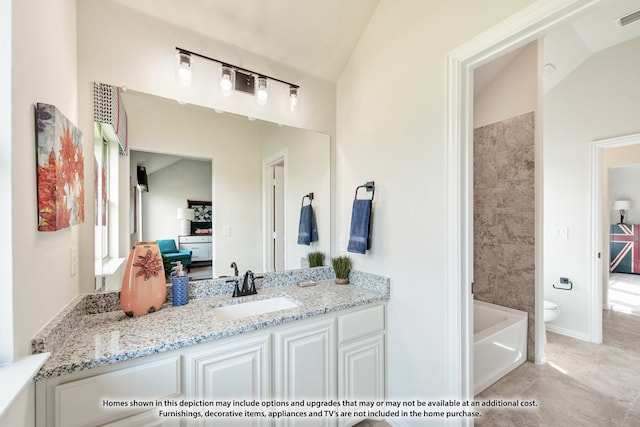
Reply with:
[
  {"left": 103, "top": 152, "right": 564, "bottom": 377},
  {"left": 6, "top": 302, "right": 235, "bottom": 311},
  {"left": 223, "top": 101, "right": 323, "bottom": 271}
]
[
  {"left": 297, "top": 204, "right": 318, "bottom": 245},
  {"left": 347, "top": 199, "right": 372, "bottom": 254}
]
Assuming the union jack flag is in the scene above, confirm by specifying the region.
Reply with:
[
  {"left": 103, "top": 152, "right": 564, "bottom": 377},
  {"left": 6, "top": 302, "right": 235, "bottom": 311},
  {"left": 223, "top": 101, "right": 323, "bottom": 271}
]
[{"left": 610, "top": 224, "right": 640, "bottom": 273}]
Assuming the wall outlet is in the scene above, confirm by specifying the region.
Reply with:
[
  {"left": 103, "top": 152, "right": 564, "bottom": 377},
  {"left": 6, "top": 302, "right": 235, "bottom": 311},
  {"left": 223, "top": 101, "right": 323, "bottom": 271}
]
[
  {"left": 70, "top": 246, "right": 78, "bottom": 277},
  {"left": 223, "top": 226, "right": 231, "bottom": 237},
  {"left": 339, "top": 235, "right": 346, "bottom": 252}
]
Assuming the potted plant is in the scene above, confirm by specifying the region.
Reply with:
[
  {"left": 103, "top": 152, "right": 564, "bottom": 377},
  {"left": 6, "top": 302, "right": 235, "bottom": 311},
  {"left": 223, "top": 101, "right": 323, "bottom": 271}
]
[
  {"left": 331, "top": 256, "right": 352, "bottom": 285},
  {"left": 308, "top": 251, "right": 325, "bottom": 268}
]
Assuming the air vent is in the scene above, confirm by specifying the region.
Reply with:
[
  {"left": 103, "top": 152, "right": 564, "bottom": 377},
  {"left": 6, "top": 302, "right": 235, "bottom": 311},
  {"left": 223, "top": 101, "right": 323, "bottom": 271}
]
[{"left": 618, "top": 9, "right": 640, "bottom": 27}]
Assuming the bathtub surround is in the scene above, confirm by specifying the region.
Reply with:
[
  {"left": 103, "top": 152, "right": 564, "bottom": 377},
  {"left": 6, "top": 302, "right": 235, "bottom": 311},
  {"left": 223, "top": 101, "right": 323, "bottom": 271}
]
[{"left": 474, "top": 111, "right": 536, "bottom": 361}]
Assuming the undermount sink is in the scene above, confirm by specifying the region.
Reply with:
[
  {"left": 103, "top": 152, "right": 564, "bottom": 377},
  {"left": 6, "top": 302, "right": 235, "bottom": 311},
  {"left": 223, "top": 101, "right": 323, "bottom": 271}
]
[{"left": 212, "top": 296, "right": 299, "bottom": 321}]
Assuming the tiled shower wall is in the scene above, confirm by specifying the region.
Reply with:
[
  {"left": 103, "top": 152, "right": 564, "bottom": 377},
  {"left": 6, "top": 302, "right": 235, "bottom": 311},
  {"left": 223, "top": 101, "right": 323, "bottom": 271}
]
[{"left": 473, "top": 111, "right": 535, "bottom": 361}]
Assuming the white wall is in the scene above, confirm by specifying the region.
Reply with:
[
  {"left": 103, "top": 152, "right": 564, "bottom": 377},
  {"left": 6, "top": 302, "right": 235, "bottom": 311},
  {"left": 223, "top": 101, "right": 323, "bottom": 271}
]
[
  {"left": 608, "top": 165, "right": 640, "bottom": 225},
  {"left": 261, "top": 126, "right": 331, "bottom": 270},
  {"left": 11, "top": 0, "right": 79, "bottom": 355},
  {"left": 126, "top": 101, "right": 264, "bottom": 275},
  {"left": 5, "top": 0, "right": 77, "bottom": 423},
  {"left": 544, "top": 36, "right": 640, "bottom": 337},
  {"left": 474, "top": 42, "right": 538, "bottom": 129},
  {"left": 1, "top": 0, "right": 13, "bottom": 364},
  {"left": 336, "top": 0, "right": 535, "bottom": 414}
]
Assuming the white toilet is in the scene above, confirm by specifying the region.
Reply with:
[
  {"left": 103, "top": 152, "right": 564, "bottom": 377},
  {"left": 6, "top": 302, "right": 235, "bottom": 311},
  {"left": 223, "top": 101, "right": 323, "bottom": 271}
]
[{"left": 544, "top": 300, "right": 560, "bottom": 323}]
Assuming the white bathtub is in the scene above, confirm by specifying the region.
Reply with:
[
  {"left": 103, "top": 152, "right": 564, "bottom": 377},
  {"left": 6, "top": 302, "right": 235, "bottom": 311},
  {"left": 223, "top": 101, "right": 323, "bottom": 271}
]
[{"left": 474, "top": 300, "right": 528, "bottom": 395}]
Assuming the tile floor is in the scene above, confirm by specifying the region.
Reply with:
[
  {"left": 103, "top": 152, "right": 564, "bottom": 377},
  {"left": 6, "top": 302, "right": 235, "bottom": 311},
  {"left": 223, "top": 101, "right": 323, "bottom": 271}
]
[
  {"left": 475, "top": 309, "right": 640, "bottom": 426},
  {"left": 609, "top": 273, "right": 640, "bottom": 316}
]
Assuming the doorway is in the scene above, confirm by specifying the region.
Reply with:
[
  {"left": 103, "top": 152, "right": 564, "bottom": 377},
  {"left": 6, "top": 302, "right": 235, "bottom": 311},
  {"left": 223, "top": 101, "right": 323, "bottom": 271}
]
[
  {"left": 591, "top": 134, "right": 640, "bottom": 327},
  {"left": 263, "top": 152, "right": 287, "bottom": 272},
  {"left": 444, "top": 0, "right": 600, "bottom": 409},
  {"left": 130, "top": 150, "right": 214, "bottom": 280}
]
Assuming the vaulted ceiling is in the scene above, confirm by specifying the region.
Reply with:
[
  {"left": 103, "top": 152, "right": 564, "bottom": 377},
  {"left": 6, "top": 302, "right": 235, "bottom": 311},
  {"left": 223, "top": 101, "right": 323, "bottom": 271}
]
[
  {"left": 104, "top": 1, "right": 640, "bottom": 94},
  {"left": 106, "top": 0, "right": 380, "bottom": 82}
]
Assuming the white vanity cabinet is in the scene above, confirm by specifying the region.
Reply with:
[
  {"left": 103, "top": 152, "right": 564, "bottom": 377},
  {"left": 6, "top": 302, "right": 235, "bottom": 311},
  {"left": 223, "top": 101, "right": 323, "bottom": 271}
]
[
  {"left": 337, "top": 304, "right": 386, "bottom": 427},
  {"left": 35, "top": 352, "right": 182, "bottom": 427},
  {"left": 274, "top": 318, "right": 336, "bottom": 427},
  {"left": 184, "top": 334, "right": 271, "bottom": 427}
]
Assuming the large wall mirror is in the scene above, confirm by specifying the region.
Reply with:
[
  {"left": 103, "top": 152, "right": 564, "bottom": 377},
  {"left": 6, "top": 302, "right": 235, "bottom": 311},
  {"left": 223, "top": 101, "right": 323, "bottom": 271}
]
[{"left": 94, "top": 85, "right": 330, "bottom": 290}]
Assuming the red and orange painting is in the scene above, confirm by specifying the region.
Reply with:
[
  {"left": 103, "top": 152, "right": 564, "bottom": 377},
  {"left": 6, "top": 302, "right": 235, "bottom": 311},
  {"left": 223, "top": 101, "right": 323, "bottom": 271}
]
[{"left": 35, "top": 103, "right": 84, "bottom": 231}]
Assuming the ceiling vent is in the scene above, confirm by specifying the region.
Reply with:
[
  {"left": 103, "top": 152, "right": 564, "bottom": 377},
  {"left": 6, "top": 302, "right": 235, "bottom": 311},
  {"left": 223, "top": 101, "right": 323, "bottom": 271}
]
[{"left": 618, "top": 9, "right": 640, "bottom": 27}]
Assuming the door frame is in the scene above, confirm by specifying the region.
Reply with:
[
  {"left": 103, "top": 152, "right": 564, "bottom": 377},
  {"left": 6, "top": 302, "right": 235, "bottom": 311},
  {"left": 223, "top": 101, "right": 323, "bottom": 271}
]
[
  {"left": 444, "top": 0, "right": 599, "bottom": 412},
  {"left": 262, "top": 150, "right": 288, "bottom": 272},
  {"left": 590, "top": 132, "right": 640, "bottom": 344}
]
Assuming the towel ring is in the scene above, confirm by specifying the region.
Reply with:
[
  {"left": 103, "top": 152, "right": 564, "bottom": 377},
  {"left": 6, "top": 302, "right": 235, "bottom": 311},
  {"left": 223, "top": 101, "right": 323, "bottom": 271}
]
[
  {"left": 355, "top": 181, "right": 375, "bottom": 200},
  {"left": 301, "top": 192, "right": 314, "bottom": 207}
]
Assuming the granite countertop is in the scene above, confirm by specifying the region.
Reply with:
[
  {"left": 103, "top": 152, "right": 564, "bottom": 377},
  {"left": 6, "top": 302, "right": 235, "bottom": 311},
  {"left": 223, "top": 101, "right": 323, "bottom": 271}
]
[{"left": 32, "top": 268, "right": 389, "bottom": 381}]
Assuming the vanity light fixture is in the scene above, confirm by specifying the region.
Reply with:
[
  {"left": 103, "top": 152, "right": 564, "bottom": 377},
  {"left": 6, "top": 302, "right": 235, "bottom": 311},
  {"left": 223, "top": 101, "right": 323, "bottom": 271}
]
[
  {"left": 177, "top": 51, "right": 192, "bottom": 86},
  {"left": 614, "top": 200, "right": 631, "bottom": 224},
  {"left": 175, "top": 47, "right": 300, "bottom": 110}
]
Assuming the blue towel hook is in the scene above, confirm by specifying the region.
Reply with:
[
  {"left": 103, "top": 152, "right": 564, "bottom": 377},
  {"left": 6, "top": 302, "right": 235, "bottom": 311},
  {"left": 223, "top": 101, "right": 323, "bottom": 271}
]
[{"left": 355, "top": 181, "right": 375, "bottom": 200}]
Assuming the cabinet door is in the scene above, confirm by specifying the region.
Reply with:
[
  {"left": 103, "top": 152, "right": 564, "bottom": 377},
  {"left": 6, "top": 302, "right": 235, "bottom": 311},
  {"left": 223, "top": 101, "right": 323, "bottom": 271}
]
[
  {"left": 338, "top": 334, "right": 385, "bottom": 427},
  {"left": 184, "top": 334, "right": 270, "bottom": 427},
  {"left": 53, "top": 355, "right": 181, "bottom": 427},
  {"left": 274, "top": 318, "right": 336, "bottom": 427}
]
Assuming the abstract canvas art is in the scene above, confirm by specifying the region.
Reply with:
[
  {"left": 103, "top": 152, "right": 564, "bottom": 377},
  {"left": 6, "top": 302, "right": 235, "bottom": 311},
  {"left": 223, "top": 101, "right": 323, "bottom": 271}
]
[{"left": 35, "top": 103, "right": 84, "bottom": 231}]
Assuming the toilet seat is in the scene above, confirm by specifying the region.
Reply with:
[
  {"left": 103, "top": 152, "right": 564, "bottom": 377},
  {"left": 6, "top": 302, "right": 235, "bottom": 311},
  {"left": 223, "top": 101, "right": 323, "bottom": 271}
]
[{"left": 544, "top": 300, "right": 559, "bottom": 322}]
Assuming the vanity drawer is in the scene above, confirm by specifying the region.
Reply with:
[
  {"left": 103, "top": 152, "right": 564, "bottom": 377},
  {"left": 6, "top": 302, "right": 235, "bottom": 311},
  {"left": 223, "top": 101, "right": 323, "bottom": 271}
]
[
  {"left": 338, "top": 303, "right": 385, "bottom": 344},
  {"left": 180, "top": 235, "right": 211, "bottom": 243},
  {"left": 54, "top": 355, "right": 181, "bottom": 427}
]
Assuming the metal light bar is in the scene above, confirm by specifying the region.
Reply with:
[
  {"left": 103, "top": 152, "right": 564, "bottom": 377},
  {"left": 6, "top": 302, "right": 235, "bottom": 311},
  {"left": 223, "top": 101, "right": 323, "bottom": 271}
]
[{"left": 176, "top": 47, "right": 300, "bottom": 89}]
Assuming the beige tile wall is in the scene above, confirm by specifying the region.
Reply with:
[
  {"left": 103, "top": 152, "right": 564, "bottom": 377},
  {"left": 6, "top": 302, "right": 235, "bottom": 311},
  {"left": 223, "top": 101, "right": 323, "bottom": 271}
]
[{"left": 473, "top": 111, "right": 536, "bottom": 361}]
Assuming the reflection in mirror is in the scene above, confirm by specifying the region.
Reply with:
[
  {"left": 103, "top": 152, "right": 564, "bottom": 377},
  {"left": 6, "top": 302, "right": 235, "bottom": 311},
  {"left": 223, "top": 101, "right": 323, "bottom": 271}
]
[{"left": 94, "top": 86, "right": 330, "bottom": 291}]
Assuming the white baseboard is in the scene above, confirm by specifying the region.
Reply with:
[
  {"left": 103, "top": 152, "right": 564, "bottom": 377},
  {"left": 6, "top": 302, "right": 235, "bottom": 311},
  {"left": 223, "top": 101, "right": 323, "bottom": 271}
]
[{"left": 545, "top": 324, "right": 590, "bottom": 342}]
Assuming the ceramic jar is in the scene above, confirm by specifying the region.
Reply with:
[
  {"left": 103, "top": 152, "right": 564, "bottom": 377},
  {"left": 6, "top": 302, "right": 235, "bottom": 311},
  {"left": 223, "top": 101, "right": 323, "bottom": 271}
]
[{"left": 120, "top": 241, "right": 167, "bottom": 317}]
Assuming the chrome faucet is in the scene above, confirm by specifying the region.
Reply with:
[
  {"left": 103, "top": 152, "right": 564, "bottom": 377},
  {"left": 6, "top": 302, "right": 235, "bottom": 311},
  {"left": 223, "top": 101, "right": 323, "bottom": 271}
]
[
  {"left": 233, "top": 270, "right": 257, "bottom": 297},
  {"left": 230, "top": 262, "right": 239, "bottom": 277}
]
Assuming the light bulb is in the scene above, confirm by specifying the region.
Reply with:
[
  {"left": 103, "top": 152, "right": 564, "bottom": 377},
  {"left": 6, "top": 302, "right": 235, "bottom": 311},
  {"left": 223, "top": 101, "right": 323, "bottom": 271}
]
[
  {"left": 289, "top": 86, "right": 299, "bottom": 112},
  {"left": 220, "top": 66, "right": 234, "bottom": 96},
  {"left": 256, "top": 77, "right": 268, "bottom": 106},
  {"left": 178, "top": 52, "right": 191, "bottom": 86}
]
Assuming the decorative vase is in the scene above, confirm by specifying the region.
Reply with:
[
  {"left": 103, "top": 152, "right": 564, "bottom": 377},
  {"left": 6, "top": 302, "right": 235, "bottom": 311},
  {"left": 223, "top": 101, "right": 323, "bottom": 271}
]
[
  {"left": 335, "top": 278, "right": 349, "bottom": 285},
  {"left": 120, "top": 241, "right": 167, "bottom": 317}
]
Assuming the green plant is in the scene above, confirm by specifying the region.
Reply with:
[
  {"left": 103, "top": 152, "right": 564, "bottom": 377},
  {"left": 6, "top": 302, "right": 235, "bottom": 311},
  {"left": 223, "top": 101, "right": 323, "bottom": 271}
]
[
  {"left": 308, "top": 251, "right": 325, "bottom": 268},
  {"left": 331, "top": 256, "right": 352, "bottom": 280}
]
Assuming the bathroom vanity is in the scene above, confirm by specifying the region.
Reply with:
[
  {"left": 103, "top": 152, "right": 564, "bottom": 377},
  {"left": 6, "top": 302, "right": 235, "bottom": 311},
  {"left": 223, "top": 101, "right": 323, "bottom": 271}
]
[{"left": 33, "top": 268, "right": 389, "bottom": 427}]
